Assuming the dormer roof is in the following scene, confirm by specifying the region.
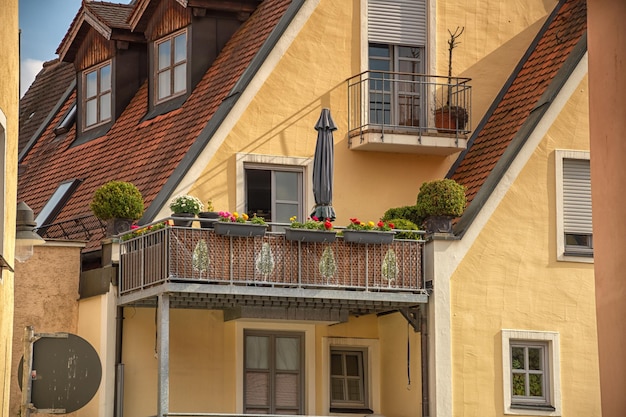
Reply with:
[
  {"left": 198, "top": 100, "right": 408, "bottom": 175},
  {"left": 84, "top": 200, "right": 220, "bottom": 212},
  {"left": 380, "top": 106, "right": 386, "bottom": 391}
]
[
  {"left": 19, "top": 0, "right": 298, "bottom": 251},
  {"left": 57, "top": 2, "right": 139, "bottom": 62}
]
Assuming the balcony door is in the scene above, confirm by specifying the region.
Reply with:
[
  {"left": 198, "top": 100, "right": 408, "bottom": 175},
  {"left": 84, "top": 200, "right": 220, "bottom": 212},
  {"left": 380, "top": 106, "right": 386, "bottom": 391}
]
[
  {"left": 244, "top": 331, "right": 304, "bottom": 414},
  {"left": 368, "top": 44, "right": 426, "bottom": 128},
  {"left": 245, "top": 166, "right": 303, "bottom": 226}
]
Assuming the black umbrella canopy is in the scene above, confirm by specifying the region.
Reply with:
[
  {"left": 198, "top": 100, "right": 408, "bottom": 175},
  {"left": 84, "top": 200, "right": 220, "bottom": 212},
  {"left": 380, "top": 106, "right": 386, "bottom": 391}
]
[{"left": 311, "top": 108, "right": 337, "bottom": 221}]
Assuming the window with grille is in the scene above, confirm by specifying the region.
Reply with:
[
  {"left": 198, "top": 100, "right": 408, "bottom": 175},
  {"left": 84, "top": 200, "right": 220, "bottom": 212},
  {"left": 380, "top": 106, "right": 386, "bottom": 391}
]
[
  {"left": 244, "top": 331, "right": 303, "bottom": 414},
  {"left": 330, "top": 349, "right": 368, "bottom": 410},
  {"left": 155, "top": 29, "right": 187, "bottom": 102},
  {"left": 502, "top": 330, "right": 560, "bottom": 415},
  {"left": 83, "top": 61, "right": 111, "bottom": 129}
]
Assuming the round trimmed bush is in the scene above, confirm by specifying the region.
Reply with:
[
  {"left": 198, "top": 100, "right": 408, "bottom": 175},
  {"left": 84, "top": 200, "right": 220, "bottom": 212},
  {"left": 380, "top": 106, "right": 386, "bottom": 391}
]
[
  {"left": 416, "top": 179, "right": 466, "bottom": 218},
  {"left": 91, "top": 181, "right": 144, "bottom": 220}
]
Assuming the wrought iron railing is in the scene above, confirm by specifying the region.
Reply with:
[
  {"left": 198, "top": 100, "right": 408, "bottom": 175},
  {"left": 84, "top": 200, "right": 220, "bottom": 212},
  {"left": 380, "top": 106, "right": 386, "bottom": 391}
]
[
  {"left": 119, "top": 224, "right": 425, "bottom": 295},
  {"left": 35, "top": 214, "right": 106, "bottom": 241},
  {"left": 347, "top": 71, "right": 472, "bottom": 139}
]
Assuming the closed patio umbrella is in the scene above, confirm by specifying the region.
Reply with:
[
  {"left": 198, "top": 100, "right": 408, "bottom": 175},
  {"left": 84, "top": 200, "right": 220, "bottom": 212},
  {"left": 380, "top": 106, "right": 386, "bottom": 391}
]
[{"left": 311, "top": 108, "right": 337, "bottom": 221}]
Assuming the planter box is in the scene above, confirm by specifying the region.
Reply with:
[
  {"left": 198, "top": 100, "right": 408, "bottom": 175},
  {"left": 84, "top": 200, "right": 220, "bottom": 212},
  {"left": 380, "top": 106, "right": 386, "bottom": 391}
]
[
  {"left": 342, "top": 230, "right": 395, "bottom": 244},
  {"left": 198, "top": 211, "right": 220, "bottom": 229},
  {"left": 171, "top": 213, "right": 195, "bottom": 227},
  {"left": 285, "top": 228, "right": 337, "bottom": 243},
  {"left": 214, "top": 222, "right": 267, "bottom": 237}
]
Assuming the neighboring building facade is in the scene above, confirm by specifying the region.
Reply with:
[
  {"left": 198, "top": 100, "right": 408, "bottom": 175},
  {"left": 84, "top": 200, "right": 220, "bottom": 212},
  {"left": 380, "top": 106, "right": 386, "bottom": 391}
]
[
  {"left": 0, "top": 0, "right": 19, "bottom": 416},
  {"left": 587, "top": 1, "right": 626, "bottom": 416},
  {"left": 15, "top": 0, "right": 600, "bottom": 417}
]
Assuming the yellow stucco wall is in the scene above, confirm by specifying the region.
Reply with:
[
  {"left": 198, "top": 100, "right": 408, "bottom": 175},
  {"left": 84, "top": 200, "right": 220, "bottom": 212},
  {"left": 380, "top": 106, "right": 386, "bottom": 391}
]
[
  {"left": 450, "top": 75, "right": 600, "bottom": 416},
  {"left": 0, "top": 0, "right": 19, "bottom": 416},
  {"left": 189, "top": 0, "right": 557, "bottom": 227}
]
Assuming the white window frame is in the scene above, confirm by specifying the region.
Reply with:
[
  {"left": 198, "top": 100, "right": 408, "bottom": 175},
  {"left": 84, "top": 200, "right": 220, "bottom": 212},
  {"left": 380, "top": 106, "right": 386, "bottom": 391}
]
[
  {"left": 502, "top": 330, "right": 561, "bottom": 416},
  {"left": 235, "top": 153, "right": 313, "bottom": 220},
  {"left": 555, "top": 150, "right": 592, "bottom": 263},
  {"left": 82, "top": 60, "right": 112, "bottom": 129},
  {"left": 155, "top": 28, "right": 188, "bottom": 103},
  {"left": 322, "top": 337, "right": 381, "bottom": 415}
]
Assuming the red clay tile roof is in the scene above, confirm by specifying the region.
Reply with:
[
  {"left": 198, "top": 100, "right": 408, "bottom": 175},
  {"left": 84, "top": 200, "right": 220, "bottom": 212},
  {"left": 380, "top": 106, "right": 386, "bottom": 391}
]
[
  {"left": 18, "top": 59, "right": 75, "bottom": 155},
  {"left": 84, "top": 2, "right": 134, "bottom": 29},
  {"left": 450, "top": 0, "right": 587, "bottom": 233},
  {"left": 18, "top": 0, "right": 293, "bottom": 251}
]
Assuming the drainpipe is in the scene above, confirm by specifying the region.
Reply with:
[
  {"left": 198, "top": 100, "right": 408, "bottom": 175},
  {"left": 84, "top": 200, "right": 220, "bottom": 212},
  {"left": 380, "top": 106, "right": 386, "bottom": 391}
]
[
  {"left": 420, "top": 304, "right": 429, "bottom": 417},
  {"left": 114, "top": 306, "right": 124, "bottom": 417}
]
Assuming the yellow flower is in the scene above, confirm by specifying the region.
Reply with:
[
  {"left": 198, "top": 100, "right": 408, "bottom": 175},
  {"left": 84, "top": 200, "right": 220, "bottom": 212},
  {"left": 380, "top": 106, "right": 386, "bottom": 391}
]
[
  {"left": 290, "top": 216, "right": 297, "bottom": 222},
  {"left": 242, "top": 213, "right": 249, "bottom": 221},
  {"left": 233, "top": 212, "right": 239, "bottom": 218},
  {"left": 368, "top": 221, "right": 375, "bottom": 228}
]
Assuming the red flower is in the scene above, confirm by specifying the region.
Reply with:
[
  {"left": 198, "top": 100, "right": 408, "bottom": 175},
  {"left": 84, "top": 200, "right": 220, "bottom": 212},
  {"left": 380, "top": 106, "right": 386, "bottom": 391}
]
[
  {"left": 324, "top": 219, "right": 333, "bottom": 230},
  {"left": 377, "top": 221, "right": 384, "bottom": 228},
  {"left": 389, "top": 223, "right": 395, "bottom": 229},
  {"left": 312, "top": 216, "right": 319, "bottom": 221},
  {"left": 350, "top": 217, "right": 359, "bottom": 224},
  {"left": 130, "top": 224, "right": 139, "bottom": 230}
]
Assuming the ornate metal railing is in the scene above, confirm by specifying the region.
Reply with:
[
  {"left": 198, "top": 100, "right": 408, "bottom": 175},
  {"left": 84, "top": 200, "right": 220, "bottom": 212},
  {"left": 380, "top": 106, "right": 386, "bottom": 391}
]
[
  {"left": 119, "top": 225, "right": 425, "bottom": 296},
  {"left": 347, "top": 70, "right": 472, "bottom": 139},
  {"left": 35, "top": 214, "right": 106, "bottom": 241}
]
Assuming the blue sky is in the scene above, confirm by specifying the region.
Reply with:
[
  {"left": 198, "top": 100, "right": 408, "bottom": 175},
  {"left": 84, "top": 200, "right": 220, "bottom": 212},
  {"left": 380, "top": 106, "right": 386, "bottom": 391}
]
[{"left": 19, "top": 0, "right": 82, "bottom": 95}]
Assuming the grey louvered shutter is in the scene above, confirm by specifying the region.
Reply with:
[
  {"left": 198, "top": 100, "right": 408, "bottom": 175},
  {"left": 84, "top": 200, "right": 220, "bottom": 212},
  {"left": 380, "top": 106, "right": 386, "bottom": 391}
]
[
  {"left": 563, "top": 158, "right": 592, "bottom": 235},
  {"left": 368, "top": 0, "right": 427, "bottom": 46}
]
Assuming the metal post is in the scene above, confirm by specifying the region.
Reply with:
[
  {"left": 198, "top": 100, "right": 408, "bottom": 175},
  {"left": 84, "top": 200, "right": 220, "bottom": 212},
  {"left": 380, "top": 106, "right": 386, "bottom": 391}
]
[
  {"left": 157, "top": 294, "right": 170, "bottom": 417},
  {"left": 21, "top": 326, "right": 35, "bottom": 417}
]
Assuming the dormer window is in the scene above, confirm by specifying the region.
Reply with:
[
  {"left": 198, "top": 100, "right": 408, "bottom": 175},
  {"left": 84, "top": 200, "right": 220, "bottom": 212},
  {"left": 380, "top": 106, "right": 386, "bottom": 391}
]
[
  {"left": 83, "top": 61, "right": 112, "bottom": 129},
  {"left": 156, "top": 29, "right": 187, "bottom": 102}
]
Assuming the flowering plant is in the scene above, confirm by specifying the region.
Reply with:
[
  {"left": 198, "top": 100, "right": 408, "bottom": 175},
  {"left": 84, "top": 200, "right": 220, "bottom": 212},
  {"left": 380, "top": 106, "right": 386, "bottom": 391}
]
[
  {"left": 218, "top": 211, "right": 266, "bottom": 225},
  {"left": 289, "top": 216, "right": 333, "bottom": 231},
  {"left": 121, "top": 221, "right": 170, "bottom": 241},
  {"left": 347, "top": 218, "right": 395, "bottom": 232},
  {"left": 169, "top": 195, "right": 204, "bottom": 215}
]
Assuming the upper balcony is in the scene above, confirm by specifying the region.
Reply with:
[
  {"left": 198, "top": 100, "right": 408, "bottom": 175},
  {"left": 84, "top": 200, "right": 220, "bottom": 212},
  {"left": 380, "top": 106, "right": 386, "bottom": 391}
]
[
  {"left": 117, "top": 221, "right": 427, "bottom": 322},
  {"left": 348, "top": 71, "right": 472, "bottom": 155}
]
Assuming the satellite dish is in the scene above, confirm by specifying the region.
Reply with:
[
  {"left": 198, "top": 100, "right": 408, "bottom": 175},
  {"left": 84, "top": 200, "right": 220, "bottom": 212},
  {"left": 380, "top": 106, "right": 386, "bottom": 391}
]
[{"left": 18, "top": 333, "right": 102, "bottom": 413}]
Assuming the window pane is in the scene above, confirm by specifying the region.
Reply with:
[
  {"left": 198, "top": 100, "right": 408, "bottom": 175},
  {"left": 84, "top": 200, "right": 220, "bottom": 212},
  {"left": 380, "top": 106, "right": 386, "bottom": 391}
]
[
  {"left": 275, "top": 171, "right": 298, "bottom": 201},
  {"left": 529, "top": 374, "right": 543, "bottom": 397},
  {"left": 276, "top": 337, "right": 299, "bottom": 371},
  {"left": 158, "top": 40, "right": 171, "bottom": 70},
  {"left": 331, "top": 378, "right": 344, "bottom": 401},
  {"left": 174, "top": 63, "right": 186, "bottom": 94},
  {"left": 345, "top": 354, "right": 360, "bottom": 376},
  {"left": 101, "top": 64, "right": 111, "bottom": 91},
  {"left": 275, "top": 203, "right": 298, "bottom": 225},
  {"left": 369, "top": 44, "right": 389, "bottom": 57},
  {"left": 85, "top": 98, "right": 97, "bottom": 126},
  {"left": 528, "top": 347, "right": 542, "bottom": 370},
  {"left": 346, "top": 379, "right": 362, "bottom": 401},
  {"left": 246, "top": 372, "right": 269, "bottom": 405},
  {"left": 275, "top": 374, "right": 298, "bottom": 407},
  {"left": 174, "top": 33, "right": 187, "bottom": 63},
  {"left": 86, "top": 71, "right": 97, "bottom": 98},
  {"left": 331, "top": 354, "right": 343, "bottom": 376},
  {"left": 511, "top": 347, "right": 525, "bottom": 370},
  {"left": 246, "top": 336, "right": 268, "bottom": 369},
  {"left": 512, "top": 373, "right": 526, "bottom": 396},
  {"left": 158, "top": 70, "right": 171, "bottom": 100},
  {"left": 100, "top": 93, "right": 111, "bottom": 121},
  {"left": 398, "top": 46, "right": 422, "bottom": 59},
  {"left": 369, "top": 58, "right": 390, "bottom": 72}
]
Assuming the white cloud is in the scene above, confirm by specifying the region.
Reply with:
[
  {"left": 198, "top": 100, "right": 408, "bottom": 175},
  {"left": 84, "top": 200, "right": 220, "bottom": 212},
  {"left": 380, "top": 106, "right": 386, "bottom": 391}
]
[{"left": 20, "top": 58, "right": 44, "bottom": 97}]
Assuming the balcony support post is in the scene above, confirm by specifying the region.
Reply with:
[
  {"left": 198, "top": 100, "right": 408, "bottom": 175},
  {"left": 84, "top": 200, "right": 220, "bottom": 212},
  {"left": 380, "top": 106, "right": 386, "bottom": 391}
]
[{"left": 157, "top": 293, "right": 170, "bottom": 417}]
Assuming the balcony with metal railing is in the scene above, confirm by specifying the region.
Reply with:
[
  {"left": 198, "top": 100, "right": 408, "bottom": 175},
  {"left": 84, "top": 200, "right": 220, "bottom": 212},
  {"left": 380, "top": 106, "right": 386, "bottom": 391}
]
[
  {"left": 347, "top": 71, "right": 472, "bottom": 155},
  {"left": 117, "top": 221, "right": 427, "bottom": 320}
]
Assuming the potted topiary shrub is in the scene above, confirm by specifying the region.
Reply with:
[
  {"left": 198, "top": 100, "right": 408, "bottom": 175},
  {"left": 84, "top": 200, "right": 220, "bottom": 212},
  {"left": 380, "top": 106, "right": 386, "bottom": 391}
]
[
  {"left": 416, "top": 178, "right": 466, "bottom": 234},
  {"left": 90, "top": 180, "right": 144, "bottom": 236}
]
